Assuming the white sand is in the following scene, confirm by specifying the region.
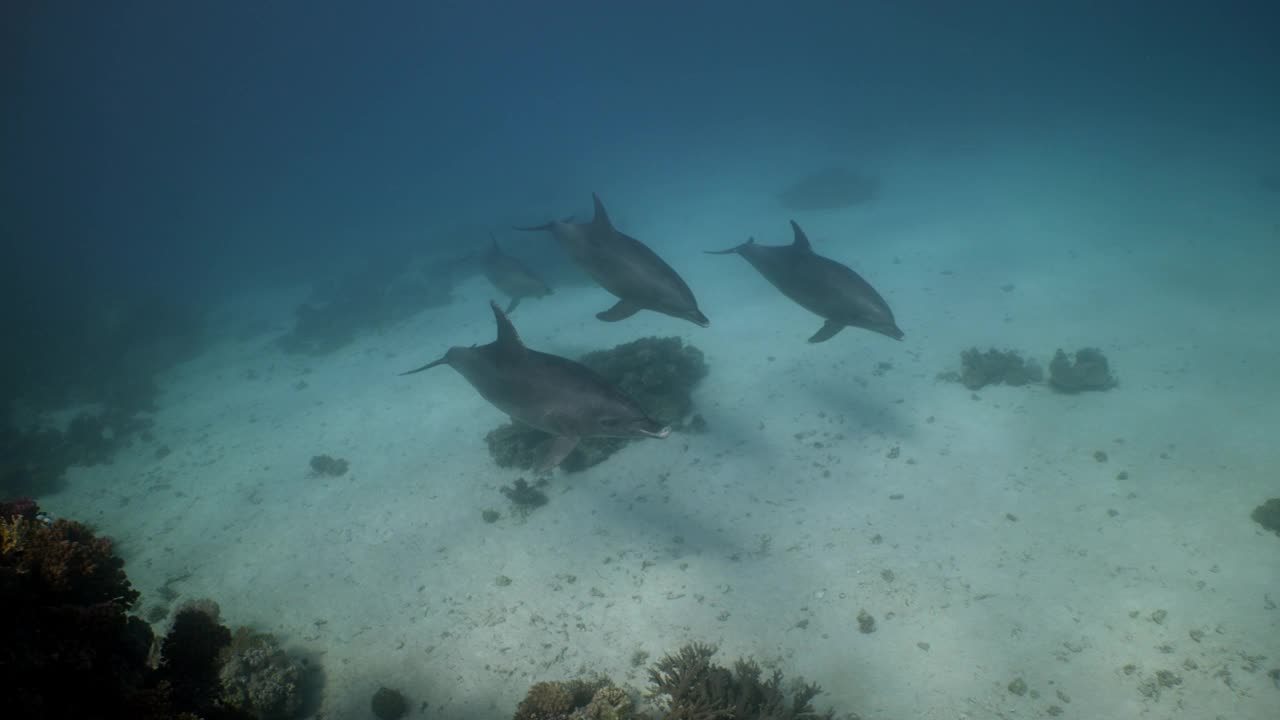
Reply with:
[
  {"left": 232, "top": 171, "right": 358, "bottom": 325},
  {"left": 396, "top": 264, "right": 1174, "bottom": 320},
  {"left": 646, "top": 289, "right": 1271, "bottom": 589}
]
[{"left": 49, "top": 130, "right": 1280, "bottom": 719}]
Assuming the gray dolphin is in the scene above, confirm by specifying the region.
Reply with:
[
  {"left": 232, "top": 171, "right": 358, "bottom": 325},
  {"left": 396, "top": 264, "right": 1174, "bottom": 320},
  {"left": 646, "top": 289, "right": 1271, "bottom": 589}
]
[
  {"left": 481, "top": 233, "right": 553, "bottom": 313},
  {"left": 402, "top": 300, "right": 671, "bottom": 471},
  {"left": 706, "top": 220, "right": 904, "bottom": 342},
  {"left": 514, "top": 194, "right": 709, "bottom": 327}
]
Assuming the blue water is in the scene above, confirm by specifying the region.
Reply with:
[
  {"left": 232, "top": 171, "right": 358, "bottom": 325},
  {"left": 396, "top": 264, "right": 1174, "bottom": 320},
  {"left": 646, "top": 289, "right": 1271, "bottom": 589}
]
[{"left": 3, "top": 2, "right": 1278, "bottom": 718}]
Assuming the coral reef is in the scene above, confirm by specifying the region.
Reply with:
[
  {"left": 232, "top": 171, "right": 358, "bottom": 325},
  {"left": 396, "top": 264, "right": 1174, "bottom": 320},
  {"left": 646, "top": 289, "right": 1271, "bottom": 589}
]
[
  {"left": 218, "top": 627, "right": 305, "bottom": 720},
  {"left": 648, "top": 643, "right": 834, "bottom": 720},
  {"left": 486, "top": 337, "right": 708, "bottom": 472},
  {"left": 1, "top": 499, "right": 309, "bottom": 719},
  {"left": 0, "top": 499, "right": 219, "bottom": 718},
  {"left": 309, "top": 454, "right": 349, "bottom": 477},
  {"left": 949, "top": 347, "right": 1043, "bottom": 390},
  {"left": 1048, "top": 347, "right": 1117, "bottom": 393},
  {"left": 1251, "top": 498, "right": 1280, "bottom": 537}
]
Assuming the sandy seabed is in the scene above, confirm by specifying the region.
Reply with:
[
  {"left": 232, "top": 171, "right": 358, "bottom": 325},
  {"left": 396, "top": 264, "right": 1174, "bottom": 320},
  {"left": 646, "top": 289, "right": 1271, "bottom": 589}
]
[{"left": 50, "top": 132, "right": 1280, "bottom": 719}]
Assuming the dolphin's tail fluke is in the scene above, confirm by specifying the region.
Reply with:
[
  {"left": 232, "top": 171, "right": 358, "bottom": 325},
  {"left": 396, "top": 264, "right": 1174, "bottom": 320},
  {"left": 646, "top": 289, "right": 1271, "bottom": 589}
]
[
  {"left": 400, "top": 356, "right": 450, "bottom": 375},
  {"left": 705, "top": 238, "right": 756, "bottom": 255}
]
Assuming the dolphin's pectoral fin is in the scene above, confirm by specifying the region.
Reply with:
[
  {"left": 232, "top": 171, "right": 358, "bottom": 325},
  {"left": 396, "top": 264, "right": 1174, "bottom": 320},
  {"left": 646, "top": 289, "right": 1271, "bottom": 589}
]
[
  {"left": 535, "top": 435, "right": 580, "bottom": 473},
  {"left": 808, "top": 321, "right": 844, "bottom": 343},
  {"left": 596, "top": 299, "right": 641, "bottom": 322},
  {"left": 504, "top": 296, "right": 522, "bottom": 314}
]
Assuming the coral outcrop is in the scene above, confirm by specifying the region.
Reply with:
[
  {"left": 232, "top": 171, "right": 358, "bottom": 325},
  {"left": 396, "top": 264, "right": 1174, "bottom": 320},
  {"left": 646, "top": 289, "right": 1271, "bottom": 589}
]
[
  {"left": 218, "top": 627, "right": 305, "bottom": 720},
  {"left": 1252, "top": 498, "right": 1280, "bottom": 537},
  {"left": 309, "top": 454, "right": 349, "bottom": 477},
  {"left": 512, "top": 678, "right": 626, "bottom": 720},
  {"left": 578, "top": 337, "right": 708, "bottom": 427},
  {"left": 0, "top": 499, "right": 169, "bottom": 717},
  {"left": 156, "top": 599, "right": 236, "bottom": 716},
  {"left": 1, "top": 498, "right": 308, "bottom": 719},
  {"left": 951, "top": 347, "right": 1043, "bottom": 390},
  {"left": 1048, "top": 347, "right": 1117, "bottom": 393},
  {"left": 371, "top": 686, "right": 409, "bottom": 719}
]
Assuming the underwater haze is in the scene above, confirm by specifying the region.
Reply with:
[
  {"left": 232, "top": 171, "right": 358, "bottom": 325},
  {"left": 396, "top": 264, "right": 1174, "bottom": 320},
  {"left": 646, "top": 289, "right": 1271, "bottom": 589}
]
[{"left": 3, "top": 1, "right": 1279, "bottom": 718}]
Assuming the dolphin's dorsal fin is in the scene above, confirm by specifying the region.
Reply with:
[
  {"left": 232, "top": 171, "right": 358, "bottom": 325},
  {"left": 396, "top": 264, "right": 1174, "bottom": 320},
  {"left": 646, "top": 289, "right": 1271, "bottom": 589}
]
[
  {"left": 489, "top": 300, "right": 525, "bottom": 356},
  {"left": 789, "top": 221, "right": 812, "bottom": 252},
  {"left": 590, "top": 193, "right": 614, "bottom": 231}
]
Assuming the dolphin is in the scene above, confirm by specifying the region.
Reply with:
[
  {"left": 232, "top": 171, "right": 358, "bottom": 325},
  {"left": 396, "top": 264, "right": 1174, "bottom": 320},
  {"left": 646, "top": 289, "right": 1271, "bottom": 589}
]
[
  {"left": 514, "top": 194, "right": 709, "bottom": 327},
  {"left": 481, "top": 233, "right": 552, "bottom": 313},
  {"left": 402, "top": 300, "right": 671, "bottom": 471},
  {"left": 706, "top": 220, "right": 904, "bottom": 342}
]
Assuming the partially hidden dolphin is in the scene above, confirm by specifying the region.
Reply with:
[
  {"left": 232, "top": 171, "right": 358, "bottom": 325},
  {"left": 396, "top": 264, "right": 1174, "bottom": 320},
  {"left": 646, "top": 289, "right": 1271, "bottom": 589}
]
[
  {"left": 402, "top": 300, "right": 670, "bottom": 471},
  {"left": 481, "top": 233, "right": 552, "bottom": 313},
  {"left": 514, "top": 193, "right": 709, "bottom": 327},
  {"left": 706, "top": 220, "right": 904, "bottom": 342}
]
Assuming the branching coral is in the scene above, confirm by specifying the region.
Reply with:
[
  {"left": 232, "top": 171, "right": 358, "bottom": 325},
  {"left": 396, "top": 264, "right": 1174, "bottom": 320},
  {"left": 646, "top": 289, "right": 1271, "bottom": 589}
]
[{"left": 648, "top": 643, "right": 832, "bottom": 720}]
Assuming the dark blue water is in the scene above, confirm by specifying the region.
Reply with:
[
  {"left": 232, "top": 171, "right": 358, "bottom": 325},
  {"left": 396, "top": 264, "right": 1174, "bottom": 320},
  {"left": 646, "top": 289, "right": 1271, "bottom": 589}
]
[
  {"left": 6, "top": 1, "right": 1274, "bottom": 298},
  {"left": 2, "top": 0, "right": 1275, "bottom": 430}
]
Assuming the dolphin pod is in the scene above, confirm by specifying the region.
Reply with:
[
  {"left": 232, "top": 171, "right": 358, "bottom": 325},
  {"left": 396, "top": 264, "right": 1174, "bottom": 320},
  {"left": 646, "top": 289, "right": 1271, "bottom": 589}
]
[{"left": 411, "top": 195, "right": 904, "bottom": 470}]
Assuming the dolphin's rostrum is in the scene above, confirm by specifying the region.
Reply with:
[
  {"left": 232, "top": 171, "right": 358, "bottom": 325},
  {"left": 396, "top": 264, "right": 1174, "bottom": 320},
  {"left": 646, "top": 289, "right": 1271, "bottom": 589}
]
[
  {"left": 706, "top": 220, "right": 903, "bottom": 342},
  {"left": 402, "top": 301, "right": 670, "bottom": 471},
  {"left": 515, "top": 194, "right": 709, "bottom": 327}
]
